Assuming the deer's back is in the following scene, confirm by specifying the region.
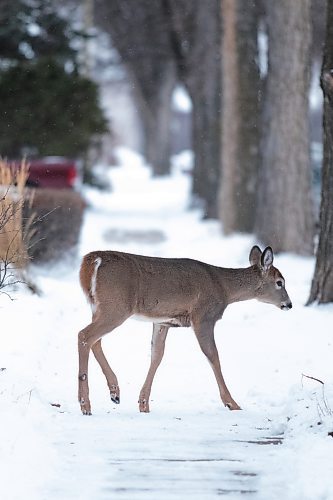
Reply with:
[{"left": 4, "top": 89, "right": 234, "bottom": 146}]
[{"left": 81, "top": 250, "right": 226, "bottom": 318}]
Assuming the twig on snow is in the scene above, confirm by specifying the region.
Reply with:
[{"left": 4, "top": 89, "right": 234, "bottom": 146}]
[{"left": 301, "top": 373, "right": 324, "bottom": 385}]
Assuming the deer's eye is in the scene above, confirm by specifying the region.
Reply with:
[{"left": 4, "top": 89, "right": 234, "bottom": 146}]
[{"left": 276, "top": 280, "right": 283, "bottom": 288}]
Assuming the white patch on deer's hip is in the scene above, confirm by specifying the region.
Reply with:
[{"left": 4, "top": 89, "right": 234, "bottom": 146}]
[{"left": 90, "top": 257, "right": 102, "bottom": 312}]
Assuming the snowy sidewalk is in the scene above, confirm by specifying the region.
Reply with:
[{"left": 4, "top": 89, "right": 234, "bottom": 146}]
[
  {"left": 1, "top": 151, "right": 333, "bottom": 499},
  {"left": 47, "top": 408, "right": 286, "bottom": 500}
]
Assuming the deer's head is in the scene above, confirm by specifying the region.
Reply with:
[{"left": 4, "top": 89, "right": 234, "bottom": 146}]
[{"left": 249, "top": 245, "right": 292, "bottom": 311}]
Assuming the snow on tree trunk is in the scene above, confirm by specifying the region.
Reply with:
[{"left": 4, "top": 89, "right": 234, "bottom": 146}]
[
  {"left": 307, "top": 0, "right": 333, "bottom": 304},
  {"left": 255, "top": 0, "right": 314, "bottom": 254},
  {"left": 219, "top": 0, "right": 260, "bottom": 234}
]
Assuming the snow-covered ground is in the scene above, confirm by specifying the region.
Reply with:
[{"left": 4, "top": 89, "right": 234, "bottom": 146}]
[{"left": 1, "top": 149, "right": 333, "bottom": 500}]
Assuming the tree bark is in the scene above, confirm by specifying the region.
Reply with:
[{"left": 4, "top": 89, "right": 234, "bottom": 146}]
[
  {"left": 219, "top": 0, "right": 261, "bottom": 233},
  {"left": 307, "top": 0, "right": 333, "bottom": 304},
  {"left": 189, "top": 72, "right": 221, "bottom": 218},
  {"left": 130, "top": 58, "right": 177, "bottom": 177},
  {"left": 167, "top": 0, "right": 222, "bottom": 218},
  {"left": 255, "top": 0, "right": 314, "bottom": 254},
  {"left": 142, "top": 61, "right": 176, "bottom": 176}
]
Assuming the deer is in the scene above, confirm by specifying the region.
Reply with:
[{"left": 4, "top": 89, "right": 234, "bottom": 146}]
[{"left": 78, "top": 245, "right": 292, "bottom": 415}]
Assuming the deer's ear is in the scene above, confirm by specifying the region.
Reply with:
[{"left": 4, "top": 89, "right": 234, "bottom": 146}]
[
  {"left": 249, "top": 245, "right": 262, "bottom": 266},
  {"left": 261, "top": 246, "right": 273, "bottom": 272}
]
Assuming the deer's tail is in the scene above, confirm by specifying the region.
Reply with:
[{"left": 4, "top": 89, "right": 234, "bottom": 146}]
[{"left": 79, "top": 252, "right": 102, "bottom": 308}]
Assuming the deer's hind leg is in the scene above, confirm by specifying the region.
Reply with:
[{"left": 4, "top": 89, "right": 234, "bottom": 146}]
[
  {"left": 92, "top": 339, "right": 120, "bottom": 404},
  {"left": 138, "top": 324, "right": 169, "bottom": 413},
  {"left": 78, "top": 313, "right": 126, "bottom": 415}
]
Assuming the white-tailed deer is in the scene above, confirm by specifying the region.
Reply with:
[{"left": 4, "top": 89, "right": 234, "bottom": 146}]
[{"left": 78, "top": 245, "right": 292, "bottom": 415}]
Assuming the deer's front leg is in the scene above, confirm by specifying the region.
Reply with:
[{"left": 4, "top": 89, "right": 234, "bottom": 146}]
[
  {"left": 138, "top": 324, "right": 169, "bottom": 413},
  {"left": 192, "top": 320, "right": 241, "bottom": 411}
]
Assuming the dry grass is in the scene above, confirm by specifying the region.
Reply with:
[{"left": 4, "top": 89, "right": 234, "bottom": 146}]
[{"left": 0, "top": 159, "right": 36, "bottom": 293}]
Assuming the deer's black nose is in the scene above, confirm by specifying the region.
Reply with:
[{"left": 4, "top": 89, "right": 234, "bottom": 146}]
[{"left": 281, "top": 302, "right": 292, "bottom": 310}]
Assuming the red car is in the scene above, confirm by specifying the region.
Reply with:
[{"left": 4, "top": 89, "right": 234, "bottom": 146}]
[{"left": 25, "top": 157, "right": 80, "bottom": 189}]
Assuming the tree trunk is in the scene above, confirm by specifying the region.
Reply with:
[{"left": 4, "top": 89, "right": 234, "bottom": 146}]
[
  {"left": 189, "top": 1, "right": 221, "bottom": 219},
  {"left": 255, "top": 0, "right": 314, "bottom": 254},
  {"left": 167, "top": 0, "right": 222, "bottom": 219},
  {"left": 190, "top": 77, "right": 221, "bottom": 218},
  {"left": 307, "top": 0, "right": 333, "bottom": 304},
  {"left": 219, "top": 0, "right": 261, "bottom": 234},
  {"left": 142, "top": 62, "right": 176, "bottom": 176}
]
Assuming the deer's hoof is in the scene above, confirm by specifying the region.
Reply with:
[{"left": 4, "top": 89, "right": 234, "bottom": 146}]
[
  {"left": 138, "top": 398, "right": 150, "bottom": 413},
  {"left": 111, "top": 394, "right": 120, "bottom": 404},
  {"left": 225, "top": 401, "right": 242, "bottom": 411},
  {"left": 79, "top": 397, "right": 92, "bottom": 415},
  {"left": 110, "top": 385, "right": 120, "bottom": 404}
]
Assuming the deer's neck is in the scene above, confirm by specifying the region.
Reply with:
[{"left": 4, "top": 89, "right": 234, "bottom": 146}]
[{"left": 217, "top": 266, "right": 261, "bottom": 305}]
